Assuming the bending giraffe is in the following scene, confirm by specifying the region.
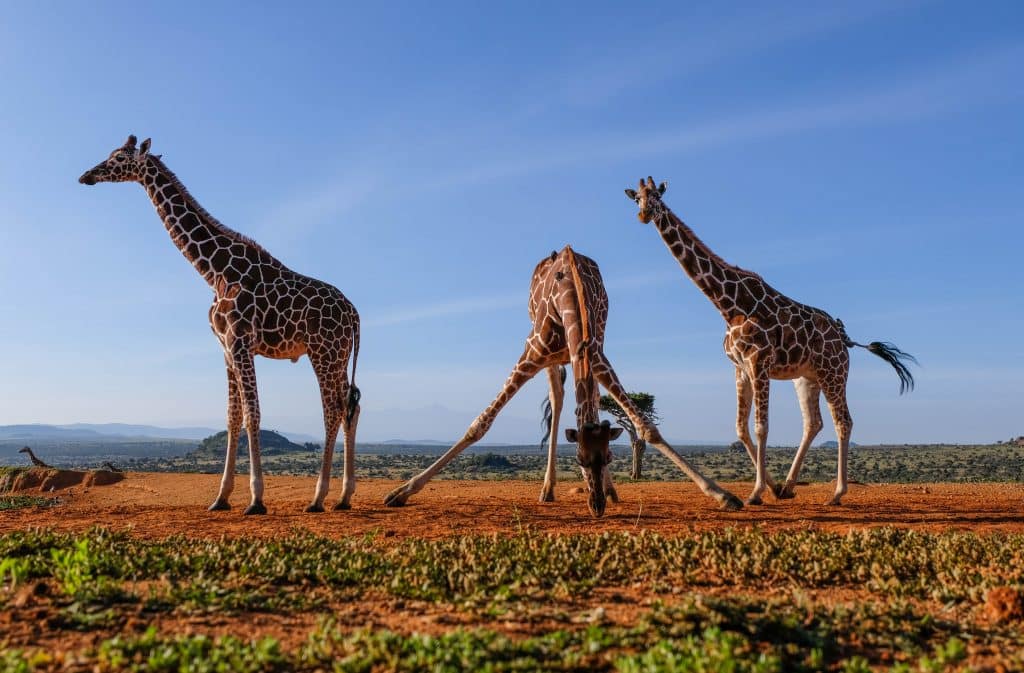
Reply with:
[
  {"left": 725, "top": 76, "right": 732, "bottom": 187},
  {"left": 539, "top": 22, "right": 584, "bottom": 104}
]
[
  {"left": 79, "top": 135, "right": 361, "bottom": 515},
  {"left": 625, "top": 177, "right": 915, "bottom": 506},
  {"left": 384, "top": 246, "right": 743, "bottom": 515},
  {"left": 19, "top": 447, "right": 52, "bottom": 469}
]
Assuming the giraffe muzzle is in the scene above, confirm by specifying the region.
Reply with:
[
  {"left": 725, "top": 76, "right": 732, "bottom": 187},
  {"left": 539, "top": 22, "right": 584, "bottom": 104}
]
[{"left": 78, "top": 171, "right": 97, "bottom": 185}]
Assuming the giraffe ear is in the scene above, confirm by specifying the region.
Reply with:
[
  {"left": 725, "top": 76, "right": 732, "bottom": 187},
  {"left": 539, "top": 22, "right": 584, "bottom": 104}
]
[
  {"left": 624, "top": 189, "right": 637, "bottom": 200},
  {"left": 138, "top": 138, "right": 151, "bottom": 157},
  {"left": 124, "top": 135, "right": 137, "bottom": 148},
  {"left": 608, "top": 426, "right": 624, "bottom": 441},
  {"left": 657, "top": 181, "right": 667, "bottom": 195},
  {"left": 565, "top": 428, "right": 578, "bottom": 443}
]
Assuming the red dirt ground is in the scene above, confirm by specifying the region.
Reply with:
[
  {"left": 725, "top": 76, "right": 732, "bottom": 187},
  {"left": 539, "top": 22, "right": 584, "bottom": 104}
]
[{"left": 3, "top": 472, "right": 1022, "bottom": 539}]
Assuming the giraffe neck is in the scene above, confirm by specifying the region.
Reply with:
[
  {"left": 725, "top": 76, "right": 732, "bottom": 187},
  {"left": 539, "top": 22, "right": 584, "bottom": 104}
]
[
  {"left": 654, "top": 208, "right": 748, "bottom": 320},
  {"left": 140, "top": 156, "right": 284, "bottom": 288},
  {"left": 573, "top": 372, "right": 599, "bottom": 427}
]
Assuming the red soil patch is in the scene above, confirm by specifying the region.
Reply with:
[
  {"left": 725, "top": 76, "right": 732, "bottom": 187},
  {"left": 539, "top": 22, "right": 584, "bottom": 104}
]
[{"left": 1, "top": 472, "right": 1022, "bottom": 539}]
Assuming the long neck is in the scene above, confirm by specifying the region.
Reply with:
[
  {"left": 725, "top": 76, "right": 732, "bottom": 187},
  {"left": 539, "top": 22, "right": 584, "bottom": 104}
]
[
  {"left": 654, "top": 207, "right": 747, "bottom": 319},
  {"left": 140, "top": 157, "right": 282, "bottom": 288}
]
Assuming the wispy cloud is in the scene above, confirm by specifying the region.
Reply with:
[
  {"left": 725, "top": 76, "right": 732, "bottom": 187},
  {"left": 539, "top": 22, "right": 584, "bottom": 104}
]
[
  {"left": 258, "top": 2, "right": 928, "bottom": 233},
  {"left": 362, "top": 293, "right": 523, "bottom": 327},
  {"left": 446, "top": 42, "right": 1024, "bottom": 188},
  {"left": 362, "top": 269, "right": 679, "bottom": 327}
]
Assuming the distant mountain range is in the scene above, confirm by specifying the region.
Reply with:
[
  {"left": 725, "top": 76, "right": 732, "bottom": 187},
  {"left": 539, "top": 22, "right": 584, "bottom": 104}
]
[{"left": 0, "top": 423, "right": 316, "bottom": 443}]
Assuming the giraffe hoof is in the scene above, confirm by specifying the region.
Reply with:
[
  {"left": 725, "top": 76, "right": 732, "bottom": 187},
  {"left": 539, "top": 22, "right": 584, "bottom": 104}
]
[
  {"left": 825, "top": 497, "right": 844, "bottom": 507},
  {"left": 384, "top": 489, "right": 410, "bottom": 507},
  {"left": 208, "top": 499, "right": 231, "bottom": 512},
  {"left": 718, "top": 493, "right": 744, "bottom": 511},
  {"left": 243, "top": 502, "right": 267, "bottom": 516},
  {"left": 332, "top": 501, "right": 351, "bottom": 511},
  {"left": 606, "top": 489, "right": 620, "bottom": 504},
  {"left": 744, "top": 496, "right": 764, "bottom": 506},
  {"left": 776, "top": 486, "right": 797, "bottom": 500},
  {"left": 539, "top": 489, "right": 555, "bottom": 503},
  {"left": 305, "top": 503, "right": 325, "bottom": 513}
]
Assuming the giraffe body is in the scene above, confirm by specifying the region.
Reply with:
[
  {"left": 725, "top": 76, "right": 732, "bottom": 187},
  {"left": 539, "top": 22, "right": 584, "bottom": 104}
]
[
  {"left": 626, "top": 177, "right": 914, "bottom": 506},
  {"left": 80, "top": 136, "right": 361, "bottom": 514},
  {"left": 383, "top": 246, "right": 742, "bottom": 515}
]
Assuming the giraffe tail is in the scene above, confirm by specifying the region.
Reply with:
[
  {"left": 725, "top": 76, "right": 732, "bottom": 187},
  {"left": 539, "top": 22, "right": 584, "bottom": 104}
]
[
  {"left": 346, "top": 320, "right": 361, "bottom": 424},
  {"left": 540, "top": 366, "right": 568, "bottom": 447},
  {"left": 846, "top": 335, "right": 918, "bottom": 395}
]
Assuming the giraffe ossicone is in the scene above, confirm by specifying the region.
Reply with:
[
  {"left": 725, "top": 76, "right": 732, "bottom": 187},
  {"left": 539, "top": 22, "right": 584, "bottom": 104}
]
[
  {"left": 79, "top": 135, "right": 361, "bottom": 515},
  {"left": 383, "top": 245, "right": 743, "bottom": 515},
  {"left": 625, "top": 176, "right": 916, "bottom": 506}
]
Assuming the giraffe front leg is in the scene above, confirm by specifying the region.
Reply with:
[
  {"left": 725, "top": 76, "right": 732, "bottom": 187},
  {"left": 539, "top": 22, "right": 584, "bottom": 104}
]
[
  {"left": 539, "top": 365, "right": 565, "bottom": 503},
  {"left": 735, "top": 368, "right": 783, "bottom": 499},
  {"left": 590, "top": 350, "right": 742, "bottom": 511},
  {"left": 385, "top": 349, "right": 542, "bottom": 507},
  {"left": 210, "top": 356, "right": 242, "bottom": 512},
  {"left": 746, "top": 365, "right": 771, "bottom": 506},
  {"left": 230, "top": 342, "right": 266, "bottom": 516}
]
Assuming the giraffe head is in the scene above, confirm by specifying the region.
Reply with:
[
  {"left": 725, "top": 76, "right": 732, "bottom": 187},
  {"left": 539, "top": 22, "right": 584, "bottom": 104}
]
[
  {"left": 624, "top": 176, "right": 668, "bottom": 224},
  {"left": 18, "top": 447, "right": 29, "bottom": 454},
  {"left": 565, "top": 420, "right": 623, "bottom": 517},
  {"left": 79, "top": 135, "right": 154, "bottom": 185}
]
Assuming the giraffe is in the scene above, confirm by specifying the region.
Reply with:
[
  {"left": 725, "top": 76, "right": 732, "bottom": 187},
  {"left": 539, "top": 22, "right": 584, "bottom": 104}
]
[
  {"left": 79, "top": 135, "right": 361, "bottom": 515},
  {"left": 383, "top": 245, "right": 743, "bottom": 515},
  {"left": 19, "top": 447, "right": 52, "bottom": 469},
  {"left": 625, "top": 177, "right": 916, "bottom": 506}
]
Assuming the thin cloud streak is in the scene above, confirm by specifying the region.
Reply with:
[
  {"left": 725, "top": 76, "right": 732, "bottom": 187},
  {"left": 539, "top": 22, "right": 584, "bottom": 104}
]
[{"left": 363, "top": 269, "right": 680, "bottom": 327}]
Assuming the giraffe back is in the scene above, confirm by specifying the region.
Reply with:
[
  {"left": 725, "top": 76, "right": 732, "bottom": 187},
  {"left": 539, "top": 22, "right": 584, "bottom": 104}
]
[{"left": 526, "top": 246, "right": 608, "bottom": 359}]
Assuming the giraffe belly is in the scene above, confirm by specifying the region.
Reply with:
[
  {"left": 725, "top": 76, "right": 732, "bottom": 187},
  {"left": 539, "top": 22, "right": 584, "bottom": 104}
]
[
  {"left": 255, "top": 339, "right": 307, "bottom": 362},
  {"left": 769, "top": 363, "right": 816, "bottom": 381}
]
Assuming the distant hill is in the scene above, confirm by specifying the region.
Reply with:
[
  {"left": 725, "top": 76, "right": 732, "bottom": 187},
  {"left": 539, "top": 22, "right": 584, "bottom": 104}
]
[
  {"left": 0, "top": 423, "right": 316, "bottom": 444},
  {"left": 188, "top": 430, "right": 310, "bottom": 459},
  {"left": 818, "top": 440, "right": 861, "bottom": 449}
]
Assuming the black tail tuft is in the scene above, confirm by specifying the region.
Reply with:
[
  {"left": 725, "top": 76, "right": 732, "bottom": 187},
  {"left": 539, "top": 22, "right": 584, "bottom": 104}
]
[
  {"left": 346, "top": 385, "right": 361, "bottom": 424},
  {"left": 539, "top": 366, "right": 567, "bottom": 447},
  {"left": 863, "top": 342, "right": 918, "bottom": 394}
]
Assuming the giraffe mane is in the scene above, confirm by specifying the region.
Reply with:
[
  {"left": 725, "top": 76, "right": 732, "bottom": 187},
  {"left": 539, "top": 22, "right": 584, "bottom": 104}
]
[{"left": 148, "top": 156, "right": 285, "bottom": 267}]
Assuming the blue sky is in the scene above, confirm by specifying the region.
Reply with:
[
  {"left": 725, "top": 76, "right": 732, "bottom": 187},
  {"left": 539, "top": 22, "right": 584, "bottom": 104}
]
[{"left": 0, "top": 1, "right": 1021, "bottom": 445}]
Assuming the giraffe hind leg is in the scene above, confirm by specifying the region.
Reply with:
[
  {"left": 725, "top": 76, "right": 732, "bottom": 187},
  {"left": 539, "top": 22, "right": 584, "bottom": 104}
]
[
  {"left": 307, "top": 355, "right": 347, "bottom": 513},
  {"left": 779, "top": 377, "right": 823, "bottom": 500},
  {"left": 334, "top": 400, "right": 359, "bottom": 510},
  {"left": 539, "top": 365, "right": 565, "bottom": 503}
]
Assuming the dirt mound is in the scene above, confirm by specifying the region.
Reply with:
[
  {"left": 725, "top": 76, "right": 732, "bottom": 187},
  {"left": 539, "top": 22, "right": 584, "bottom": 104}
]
[
  {"left": 1, "top": 467, "right": 124, "bottom": 493},
  {"left": 986, "top": 587, "right": 1024, "bottom": 623}
]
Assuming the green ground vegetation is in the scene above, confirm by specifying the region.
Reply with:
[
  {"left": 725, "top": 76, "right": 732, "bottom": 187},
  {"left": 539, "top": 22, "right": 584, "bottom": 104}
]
[{"left": 1, "top": 527, "right": 1023, "bottom": 671}]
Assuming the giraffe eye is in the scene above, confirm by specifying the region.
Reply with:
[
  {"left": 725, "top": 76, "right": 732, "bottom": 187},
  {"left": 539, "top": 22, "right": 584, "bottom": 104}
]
[{"left": 115, "top": 153, "right": 125, "bottom": 160}]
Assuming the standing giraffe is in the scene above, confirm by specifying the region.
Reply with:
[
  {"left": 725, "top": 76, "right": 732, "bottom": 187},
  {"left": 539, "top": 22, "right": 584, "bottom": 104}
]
[
  {"left": 19, "top": 447, "right": 52, "bottom": 469},
  {"left": 625, "top": 177, "right": 915, "bottom": 506},
  {"left": 384, "top": 246, "right": 743, "bottom": 515},
  {"left": 79, "top": 135, "right": 361, "bottom": 515}
]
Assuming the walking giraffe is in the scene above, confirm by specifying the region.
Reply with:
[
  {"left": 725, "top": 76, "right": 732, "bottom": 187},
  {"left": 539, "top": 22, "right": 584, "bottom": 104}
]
[
  {"left": 19, "top": 447, "right": 52, "bottom": 469},
  {"left": 384, "top": 245, "right": 743, "bottom": 514},
  {"left": 625, "top": 178, "right": 915, "bottom": 506},
  {"left": 79, "top": 135, "right": 361, "bottom": 515}
]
